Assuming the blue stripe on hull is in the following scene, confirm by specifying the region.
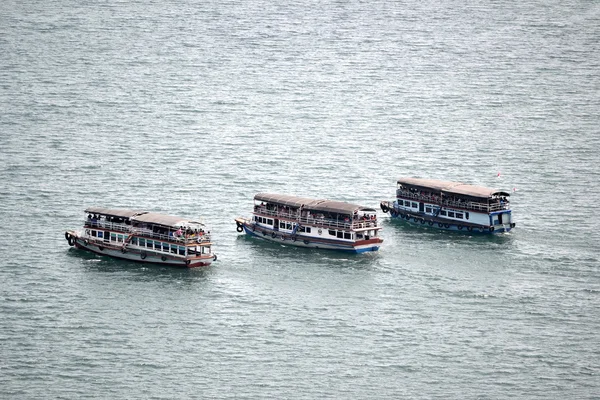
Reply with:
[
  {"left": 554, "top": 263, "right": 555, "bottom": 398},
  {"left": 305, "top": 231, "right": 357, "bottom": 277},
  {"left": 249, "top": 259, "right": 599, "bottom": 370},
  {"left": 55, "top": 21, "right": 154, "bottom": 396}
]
[
  {"left": 242, "top": 226, "right": 379, "bottom": 253},
  {"left": 389, "top": 214, "right": 511, "bottom": 234}
]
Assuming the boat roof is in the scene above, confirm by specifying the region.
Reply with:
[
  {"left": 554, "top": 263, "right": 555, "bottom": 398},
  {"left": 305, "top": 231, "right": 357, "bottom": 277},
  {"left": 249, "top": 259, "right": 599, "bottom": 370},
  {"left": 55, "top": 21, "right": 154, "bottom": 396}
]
[
  {"left": 131, "top": 212, "right": 204, "bottom": 228},
  {"left": 254, "top": 193, "right": 376, "bottom": 214},
  {"left": 84, "top": 207, "right": 143, "bottom": 219},
  {"left": 396, "top": 177, "right": 510, "bottom": 198}
]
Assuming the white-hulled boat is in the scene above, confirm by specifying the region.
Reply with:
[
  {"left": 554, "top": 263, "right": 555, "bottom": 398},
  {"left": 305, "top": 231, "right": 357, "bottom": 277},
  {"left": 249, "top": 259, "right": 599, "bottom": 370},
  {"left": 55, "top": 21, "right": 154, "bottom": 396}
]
[
  {"left": 235, "top": 193, "right": 383, "bottom": 253},
  {"left": 65, "top": 207, "right": 217, "bottom": 267},
  {"left": 380, "top": 178, "right": 515, "bottom": 233}
]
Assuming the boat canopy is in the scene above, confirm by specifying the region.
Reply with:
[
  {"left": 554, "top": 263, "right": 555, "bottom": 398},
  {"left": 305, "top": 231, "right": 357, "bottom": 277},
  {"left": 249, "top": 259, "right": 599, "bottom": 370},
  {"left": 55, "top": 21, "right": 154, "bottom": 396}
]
[
  {"left": 254, "top": 193, "right": 375, "bottom": 215},
  {"left": 254, "top": 193, "right": 318, "bottom": 208},
  {"left": 396, "top": 177, "right": 510, "bottom": 199},
  {"left": 131, "top": 212, "right": 203, "bottom": 229},
  {"left": 84, "top": 207, "right": 143, "bottom": 219}
]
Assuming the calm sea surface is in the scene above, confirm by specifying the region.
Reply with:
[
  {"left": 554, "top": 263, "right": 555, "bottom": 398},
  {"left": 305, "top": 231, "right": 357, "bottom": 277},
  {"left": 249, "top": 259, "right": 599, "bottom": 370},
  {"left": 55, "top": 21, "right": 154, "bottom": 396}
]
[{"left": 1, "top": 0, "right": 599, "bottom": 398}]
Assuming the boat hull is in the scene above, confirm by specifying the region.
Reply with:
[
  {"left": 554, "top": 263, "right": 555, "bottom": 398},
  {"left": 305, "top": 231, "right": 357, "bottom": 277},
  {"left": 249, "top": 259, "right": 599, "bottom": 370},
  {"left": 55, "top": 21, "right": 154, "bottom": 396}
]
[
  {"left": 240, "top": 222, "right": 381, "bottom": 253},
  {"left": 382, "top": 205, "right": 513, "bottom": 234},
  {"left": 70, "top": 236, "right": 214, "bottom": 268}
]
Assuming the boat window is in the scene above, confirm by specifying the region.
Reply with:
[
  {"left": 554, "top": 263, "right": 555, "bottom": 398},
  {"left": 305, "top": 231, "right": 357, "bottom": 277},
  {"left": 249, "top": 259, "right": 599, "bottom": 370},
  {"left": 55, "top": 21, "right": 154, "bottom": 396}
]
[
  {"left": 146, "top": 240, "right": 153, "bottom": 248},
  {"left": 154, "top": 241, "right": 161, "bottom": 250},
  {"left": 280, "top": 221, "right": 285, "bottom": 229},
  {"left": 254, "top": 216, "right": 258, "bottom": 222},
  {"left": 298, "top": 226, "right": 305, "bottom": 233},
  {"left": 448, "top": 212, "right": 455, "bottom": 218},
  {"left": 98, "top": 231, "right": 103, "bottom": 238},
  {"left": 170, "top": 244, "right": 177, "bottom": 254},
  {"left": 306, "top": 227, "right": 311, "bottom": 233},
  {"left": 344, "top": 232, "right": 351, "bottom": 240},
  {"left": 456, "top": 213, "right": 463, "bottom": 219},
  {"left": 329, "top": 230, "right": 336, "bottom": 236},
  {"left": 337, "top": 231, "right": 343, "bottom": 238},
  {"left": 440, "top": 210, "right": 447, "bottom": 216},
  {"left": 397, "top": 200, "right": 403, "bottom": 206},
  {"left": 425, "top": 207, "right": 432, "bottom": 213},
  {"left": 179, "top": 246, "right": 185, "bottom": 256},
  {"left": 131, "top": 237, "right": 137, "bottom": 245},
  {"left": 163, "top": 243, "right": 169, "bottom": 252},
  {"left": 90, "top": 230, "right": 96, "bottom": 237},
  {"left": 267, "top": 219, "right": 273, "bottom": 225},
  {"left": 465, "top": 212, "right": 469, "bottom": 220},
  {"left": 139, "top": 238, "right": 146, "bottom": 246},
  {"left": 110, "top": 233, "right": 117, "bottom": 241},
  {"left": 286, "top": 223, "right": 292, "bottom": 230},
  {"left": 412, "top": 202, "right": 418, "bottom": 208}
]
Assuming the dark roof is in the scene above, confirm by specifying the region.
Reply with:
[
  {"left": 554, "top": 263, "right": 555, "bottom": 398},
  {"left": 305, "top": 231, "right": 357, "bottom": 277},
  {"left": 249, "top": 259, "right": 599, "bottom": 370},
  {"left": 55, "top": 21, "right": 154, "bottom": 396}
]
[
  {"left": 254, "top": 193, "right": 375, "bottom": 215},
  {"left": 84, "top": 207, "right": 143, "bottom": 219},
  {"left": 396, "top": 177, "right": 510, "bottom": 198},
  {"left": 254, "top": 193, "right": 319, "bottom": 208},
  {"left": 131, "top": 212, "right": 199, "bottom": 228}
]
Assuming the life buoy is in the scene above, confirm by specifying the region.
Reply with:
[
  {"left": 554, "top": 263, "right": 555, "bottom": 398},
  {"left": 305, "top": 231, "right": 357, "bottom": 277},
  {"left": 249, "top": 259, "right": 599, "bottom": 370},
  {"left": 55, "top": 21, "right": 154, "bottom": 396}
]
[
  {"left": 83, "top": 239, "right": 89, "bottom": 246},
  {"left": 428, "top": 221, "right": 434, "bottom": 226},
  {"left": 64, "top": 232, "right": 70, "bottom": 241},
  {"left": 444, "top": 223, "right": 449, "bottom": 228},
  {"left": 197, "top": 237, "right": 203, "bottom": 243},
  {"left": 420, "top": 219, "right": 425, "bottom": 225},
  {"left": 292, "top": 236, "right": 297, "bottom": 242},
  {"left": 438, "top": 223, "right": 443, "bottom": 227},
  {"left": 458, "top": 225, "right": 463, "bottom": 230},
  {"left": 318, "top": 229, "right": 322, "bottom": 235},
  {"left": 262, "top": 231, "right": 267, "bottom": 236},
  {"left": 381, "top": 204, "right": 389, "bottom": 213},
  {"left": 213, "top": 254, "right": 217, "bottom": 261},
  {"left": 303, "top": 240, "right": 310, "bottom": 245},
  {"left": 186, "top": 259, "right": 191, "bottom": 266},
  {"left": 121, "top": 247, "right": 127, "bottom": 254},
  {"left": 140, "top": 252, "right": 147, "bottom": 260},
  {"left": 490, "top": 226, "right": 495, "bottom": 232},
  {"left": 236, "top": 225, "right": 243, "bottom": 233},
  {"left": 271, "top": 232, "right": 276, "bottom": 238},
  {"left": 467, "top": 226, "right": 473, "bottom": 232},
  {"left": 161, "top": 255, "right": 167, "bottom": 262},
  {"left": 98, "top": 246, "right": 104, "bottom": 251},
  {"left": 390, "top": 210, "right": 398, "bottom": 217}
]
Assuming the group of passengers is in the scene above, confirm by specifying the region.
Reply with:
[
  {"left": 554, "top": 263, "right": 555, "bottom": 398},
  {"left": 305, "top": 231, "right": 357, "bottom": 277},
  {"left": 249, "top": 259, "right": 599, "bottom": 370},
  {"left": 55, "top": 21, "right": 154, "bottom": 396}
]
[
  {"left": 86, "top": 214, "right": 131, "bottom": 227},
  {"left": 399, "top": 187, "right": 510, "bottom": 210}
]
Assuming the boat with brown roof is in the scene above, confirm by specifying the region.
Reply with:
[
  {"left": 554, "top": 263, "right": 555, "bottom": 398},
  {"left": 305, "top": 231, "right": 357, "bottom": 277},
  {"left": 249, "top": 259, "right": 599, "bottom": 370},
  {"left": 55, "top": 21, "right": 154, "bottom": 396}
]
[
  {"left": 235, "top": 193, "right": 383, "bottom": 253},
  {"left": 380, "top": 178, "right": 515, "bottom": 233},
  {"left": 65, "top": 207, "right": 217, "bottom": 267}
]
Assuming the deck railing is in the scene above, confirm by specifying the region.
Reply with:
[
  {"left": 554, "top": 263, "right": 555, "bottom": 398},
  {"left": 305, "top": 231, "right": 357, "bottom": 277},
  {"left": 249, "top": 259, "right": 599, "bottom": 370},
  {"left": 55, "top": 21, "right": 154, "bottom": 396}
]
[
  {"left": 395, "top": 190, "right": 509, "bottom": 212},
  {"left": 255, "top": 209, "right": 378, "bottom": 230},
  {"left": 84, "top": 220, "right": 211, "bottom": 244}
]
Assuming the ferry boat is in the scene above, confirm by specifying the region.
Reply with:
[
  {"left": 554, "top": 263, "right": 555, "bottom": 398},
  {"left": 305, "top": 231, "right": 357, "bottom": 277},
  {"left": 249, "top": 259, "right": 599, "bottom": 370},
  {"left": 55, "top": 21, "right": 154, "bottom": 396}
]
[
  {"left": 234, "top": 193, "right": 383, "bottom": 253},
  {"left": 65, "top": 207, "right": 217, "bottom": 267},
  {"left": 380, "top": 178, "right": 515, "bottom": 233}
]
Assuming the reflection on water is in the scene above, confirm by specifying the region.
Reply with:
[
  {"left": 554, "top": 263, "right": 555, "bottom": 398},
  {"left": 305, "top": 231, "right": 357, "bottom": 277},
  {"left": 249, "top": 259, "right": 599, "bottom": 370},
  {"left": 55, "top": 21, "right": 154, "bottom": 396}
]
[
  {"left": 235, "top": 233, "right": 380, "bottom": 270},
  {"left": 68, "top": 247, "right": 212, "bottom": 284},
  {"left": 383, "top": 218, "right": 515, "bottom": 246}
]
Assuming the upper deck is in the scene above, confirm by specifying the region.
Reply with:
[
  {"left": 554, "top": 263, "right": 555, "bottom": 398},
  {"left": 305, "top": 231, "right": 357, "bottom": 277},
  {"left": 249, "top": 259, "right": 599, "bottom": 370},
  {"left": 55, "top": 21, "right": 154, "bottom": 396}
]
[
  {"left": 252, "top": 193, "right": 380, "bottom": 231},
  {"left": 395, "top": 178, "right": 510, "bottom": 213},
  {"left": 84, "top": 207, "right": 211, "bottom": 245}
]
